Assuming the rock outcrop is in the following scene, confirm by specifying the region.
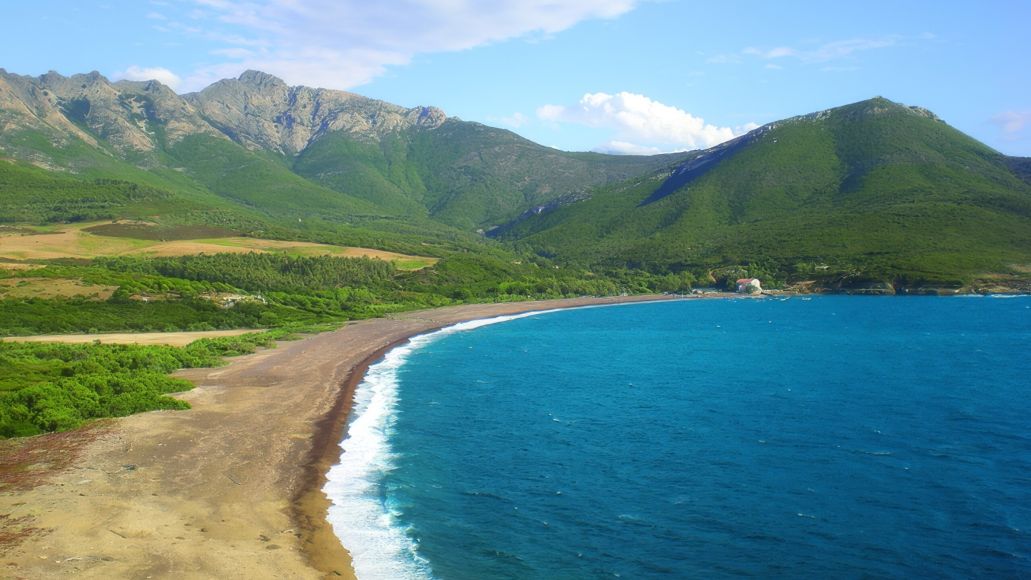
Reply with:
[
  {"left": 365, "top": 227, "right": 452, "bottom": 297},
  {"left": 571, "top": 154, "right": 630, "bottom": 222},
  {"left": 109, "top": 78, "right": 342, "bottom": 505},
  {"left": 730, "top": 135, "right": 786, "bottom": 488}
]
[{"left": 185, "top": 70, "right": 445, "bottom": 155}]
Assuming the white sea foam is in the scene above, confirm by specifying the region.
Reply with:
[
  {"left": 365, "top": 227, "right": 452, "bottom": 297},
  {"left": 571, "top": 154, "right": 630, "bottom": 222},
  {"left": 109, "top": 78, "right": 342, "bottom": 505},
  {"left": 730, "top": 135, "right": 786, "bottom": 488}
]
[{"left": 323, "top": 309, "right": 560, "bottom": 579}]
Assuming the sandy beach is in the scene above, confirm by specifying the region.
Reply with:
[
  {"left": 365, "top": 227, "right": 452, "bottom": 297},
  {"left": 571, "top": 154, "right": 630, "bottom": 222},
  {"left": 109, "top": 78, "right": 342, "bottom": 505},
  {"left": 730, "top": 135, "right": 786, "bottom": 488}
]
[{"left": 0, "top": 294, "right": 687, "bottom": 579}]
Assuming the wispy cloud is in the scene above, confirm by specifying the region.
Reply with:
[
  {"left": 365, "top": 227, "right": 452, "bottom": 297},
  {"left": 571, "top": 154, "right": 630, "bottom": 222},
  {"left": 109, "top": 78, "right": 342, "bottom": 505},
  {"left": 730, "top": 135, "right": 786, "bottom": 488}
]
[
  {"left": 596, "top": 140, "right": 663, "bottom": 155},
  {"left": 112, "top": 65, "right": 182, "bottom": 90},
  {"left": 992, "top": 111, "right": 1031, "bottom": 140},
  {"left": 743, "top": 46, "right": 798, "bottom": 60},
  {"left": 164, "top": 0, "right": 640, "bottom": 92},
  {"left": 537, "top": 92, "right": 751, "bottom": 153},
  {"left": 710, "top": 35, "right": 924, "bottom": 70},
  {"left": 488, "top": 112, "right": 529, "bottom": 129}
]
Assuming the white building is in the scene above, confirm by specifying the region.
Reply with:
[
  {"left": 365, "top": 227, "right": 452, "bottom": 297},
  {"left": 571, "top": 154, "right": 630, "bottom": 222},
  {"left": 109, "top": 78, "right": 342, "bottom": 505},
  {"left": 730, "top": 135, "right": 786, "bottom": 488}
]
[{"left": 736, "top": 278, "right": 762, "bottom": 294}]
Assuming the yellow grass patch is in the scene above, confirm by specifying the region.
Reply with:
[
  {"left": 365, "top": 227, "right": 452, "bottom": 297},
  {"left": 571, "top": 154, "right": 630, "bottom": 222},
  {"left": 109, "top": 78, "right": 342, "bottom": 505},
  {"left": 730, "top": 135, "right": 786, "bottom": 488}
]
[
  {"left": 0, "top": 221, "right": 437, "bottom": 269},
  {"left": 0, "top": 278, "right": 117, "bottom": 300},
  {"left": 1, "top": 328, "right": 263, "bottom": 347},
  {"left": 0, "top": 263, "right": 44, "bottom": 271}
]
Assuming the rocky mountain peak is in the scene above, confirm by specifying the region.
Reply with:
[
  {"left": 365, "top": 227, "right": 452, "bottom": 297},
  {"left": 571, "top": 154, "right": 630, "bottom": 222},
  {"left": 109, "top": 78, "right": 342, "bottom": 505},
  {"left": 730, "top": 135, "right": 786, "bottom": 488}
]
[
  {"left": 188, "top": 70, "right": 447, "bottom": 155},
  {"left": 237, "top": 70, "right": 288, "bottom": 90}
]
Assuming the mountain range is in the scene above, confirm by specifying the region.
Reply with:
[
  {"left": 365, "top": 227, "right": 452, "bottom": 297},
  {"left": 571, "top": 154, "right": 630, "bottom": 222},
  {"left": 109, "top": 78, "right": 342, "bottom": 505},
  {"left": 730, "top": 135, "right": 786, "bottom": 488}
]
[
  {"left": 1, "top": 68, "right": 1030, "bottom": 291},
  {"left": 0, "top": 69, "right": 677, "bottom": 232}
]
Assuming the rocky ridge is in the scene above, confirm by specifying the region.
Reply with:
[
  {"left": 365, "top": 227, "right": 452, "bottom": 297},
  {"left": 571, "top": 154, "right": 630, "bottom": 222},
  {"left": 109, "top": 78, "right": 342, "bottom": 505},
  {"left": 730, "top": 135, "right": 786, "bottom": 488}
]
[{"left": 0, "top": 69, "right": 445, "bottom": 159}]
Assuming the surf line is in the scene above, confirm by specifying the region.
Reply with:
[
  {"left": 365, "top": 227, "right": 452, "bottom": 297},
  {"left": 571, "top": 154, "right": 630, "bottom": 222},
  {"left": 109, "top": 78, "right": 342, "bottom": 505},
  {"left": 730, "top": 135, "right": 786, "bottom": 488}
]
[{"left": 322, "top": 309, "right": 560, "bottom": 579}]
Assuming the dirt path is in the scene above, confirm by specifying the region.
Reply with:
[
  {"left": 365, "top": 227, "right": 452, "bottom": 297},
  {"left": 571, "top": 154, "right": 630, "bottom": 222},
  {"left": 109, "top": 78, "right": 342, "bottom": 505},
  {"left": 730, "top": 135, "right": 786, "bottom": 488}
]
[{"left": 0, "top": 295, "right": 686, "bottom": 579}]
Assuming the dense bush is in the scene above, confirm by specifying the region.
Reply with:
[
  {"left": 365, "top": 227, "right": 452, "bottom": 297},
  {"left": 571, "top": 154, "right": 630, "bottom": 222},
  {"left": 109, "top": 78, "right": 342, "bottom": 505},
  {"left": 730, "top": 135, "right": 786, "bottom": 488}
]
[
  {"left": 0, "top": 331, "right": 288, "bottom": 437},
  {"left": 98, "top": 253, "right": 397, "bottom": 293}
]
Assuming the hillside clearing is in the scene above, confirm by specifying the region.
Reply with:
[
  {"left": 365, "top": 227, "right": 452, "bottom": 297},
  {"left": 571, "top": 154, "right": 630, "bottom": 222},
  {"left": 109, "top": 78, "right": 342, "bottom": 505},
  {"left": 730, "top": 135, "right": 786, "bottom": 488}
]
[
  {"left": 0, "top": 221, "right": 437, "bottom": 269},
  {"left": 0, "top": 278, "right": 117, "bottom": 300}
]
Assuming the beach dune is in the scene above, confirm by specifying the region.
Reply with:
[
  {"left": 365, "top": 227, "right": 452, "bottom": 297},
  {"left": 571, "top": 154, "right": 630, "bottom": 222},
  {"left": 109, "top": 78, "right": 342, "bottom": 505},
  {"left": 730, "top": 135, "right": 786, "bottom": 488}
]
[{"left": 0, "top": 295, "right": 678, "bottom": 579}]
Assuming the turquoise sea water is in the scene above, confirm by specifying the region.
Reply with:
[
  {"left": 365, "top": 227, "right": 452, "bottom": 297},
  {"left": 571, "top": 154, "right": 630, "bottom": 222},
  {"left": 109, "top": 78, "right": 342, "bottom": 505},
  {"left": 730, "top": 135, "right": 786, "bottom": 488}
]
[{"left": 325, "top": 296, "right": 1031, "bottom": 578}]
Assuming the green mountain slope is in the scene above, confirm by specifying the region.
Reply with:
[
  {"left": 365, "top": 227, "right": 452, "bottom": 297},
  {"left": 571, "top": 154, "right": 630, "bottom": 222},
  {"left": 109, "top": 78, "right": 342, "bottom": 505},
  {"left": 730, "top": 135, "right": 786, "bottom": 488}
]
[
  {"left": 0, "top": 69, "right": 683, "bottom": 238},
  {"left": 294, "top": 119, "right": 683, "bottom": 229},
  {"left": 500, "top": 98, "right": 1031, "bottom": 289}
]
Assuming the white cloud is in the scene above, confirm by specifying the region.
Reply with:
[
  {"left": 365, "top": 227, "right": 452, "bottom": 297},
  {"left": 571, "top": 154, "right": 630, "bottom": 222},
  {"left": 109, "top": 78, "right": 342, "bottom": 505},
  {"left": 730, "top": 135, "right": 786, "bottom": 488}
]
[
  {"left": 537, "top": 104, "right": 567, "bottom": 122},
  {"left": 173, "top": 0, "right": 640, "bottom": 91},
  {"left": 992, "top": 111, "right": 1031, "bottom": 139},
  {"left": 537, "top": 92, "right": 748, "bottom": 154},
  {"left": 113, "top": 65, "right": 182, "bottom": 90},
  {"left": 736, "top": 122, "right": 761, "bottom": 134}
]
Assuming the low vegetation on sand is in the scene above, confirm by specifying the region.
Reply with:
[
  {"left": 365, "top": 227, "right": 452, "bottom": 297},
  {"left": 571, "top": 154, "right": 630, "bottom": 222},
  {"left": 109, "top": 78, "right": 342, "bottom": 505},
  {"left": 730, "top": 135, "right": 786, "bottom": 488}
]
[{"left": 0, "top": 331, "right": 295, "bottom": 437}]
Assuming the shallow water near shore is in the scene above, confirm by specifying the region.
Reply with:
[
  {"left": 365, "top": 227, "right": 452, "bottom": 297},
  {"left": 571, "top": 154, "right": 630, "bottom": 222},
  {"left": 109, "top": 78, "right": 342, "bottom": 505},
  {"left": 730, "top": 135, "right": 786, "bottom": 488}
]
[{"left": 326, "top": 296, "right": 1031, "bottom": 578}]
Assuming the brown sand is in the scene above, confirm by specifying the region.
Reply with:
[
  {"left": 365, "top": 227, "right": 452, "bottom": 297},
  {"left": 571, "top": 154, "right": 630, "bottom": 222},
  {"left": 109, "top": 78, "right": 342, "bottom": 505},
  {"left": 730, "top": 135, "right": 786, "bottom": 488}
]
[
  {"left": 3, "top": 329, "right": 264, "bottom": 347},
  {"left": 0, "top": 295, "right": 689, "bottom": 579}
]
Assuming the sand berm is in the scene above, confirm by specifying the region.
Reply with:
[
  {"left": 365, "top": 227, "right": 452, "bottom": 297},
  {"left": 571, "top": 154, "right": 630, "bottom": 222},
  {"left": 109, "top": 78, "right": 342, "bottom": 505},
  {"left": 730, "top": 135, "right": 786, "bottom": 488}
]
[{"left": 0, "top": 295, "right": 690, "bottom": 578}]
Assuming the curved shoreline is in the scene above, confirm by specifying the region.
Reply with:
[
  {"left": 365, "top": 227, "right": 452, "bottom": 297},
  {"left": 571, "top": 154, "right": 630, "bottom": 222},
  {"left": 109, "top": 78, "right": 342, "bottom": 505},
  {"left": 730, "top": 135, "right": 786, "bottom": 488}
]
[
  {"left": 294, "top": 294, "right": 694, "bottom": 577},
  {"left": 0, "top": 294, "right": 695, "bottom": 579}
]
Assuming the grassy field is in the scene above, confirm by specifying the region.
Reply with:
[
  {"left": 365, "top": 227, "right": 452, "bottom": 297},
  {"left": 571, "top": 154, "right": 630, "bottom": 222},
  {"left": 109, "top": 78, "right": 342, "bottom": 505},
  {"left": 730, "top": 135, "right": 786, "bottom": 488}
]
[{"left": 0, "top": 220, "right": 438, "bottom": 269}]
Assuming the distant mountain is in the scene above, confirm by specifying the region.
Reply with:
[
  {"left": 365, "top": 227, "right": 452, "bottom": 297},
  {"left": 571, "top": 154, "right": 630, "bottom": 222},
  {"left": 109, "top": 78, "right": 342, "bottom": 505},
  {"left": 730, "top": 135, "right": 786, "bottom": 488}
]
[
  {"left": 2, "top": 69, "right": 1029, "bottom": 290},
  {"left": 497, "top": 98, "right": 1031, "bottom": 290},
  {"left": 0, "top": 68, "right": 680, "bottom": 231}
]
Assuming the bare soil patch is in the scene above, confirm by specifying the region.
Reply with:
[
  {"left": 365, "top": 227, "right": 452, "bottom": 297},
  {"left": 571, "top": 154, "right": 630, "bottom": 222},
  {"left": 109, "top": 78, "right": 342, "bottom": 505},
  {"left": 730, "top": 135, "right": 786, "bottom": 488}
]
[
  {"left": 0, "top": 262, "right": 44, "bottom": 271},
  {"left": 2, "top": 328, "right": 263, "bottom": 347}
]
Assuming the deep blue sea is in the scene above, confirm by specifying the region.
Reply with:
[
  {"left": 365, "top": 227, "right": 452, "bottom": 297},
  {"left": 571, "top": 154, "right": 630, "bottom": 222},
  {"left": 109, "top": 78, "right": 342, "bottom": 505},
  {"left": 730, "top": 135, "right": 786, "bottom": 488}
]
[{"left": 325, "top": 296, "right": 1031, "bottom": 579}]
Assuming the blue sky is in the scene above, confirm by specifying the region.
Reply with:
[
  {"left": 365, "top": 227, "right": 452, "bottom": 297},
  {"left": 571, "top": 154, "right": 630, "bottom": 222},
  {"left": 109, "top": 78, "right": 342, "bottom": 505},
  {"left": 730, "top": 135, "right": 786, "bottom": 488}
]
[{"left": 2, "top": 0, "right": 1029, "bottom": 155}]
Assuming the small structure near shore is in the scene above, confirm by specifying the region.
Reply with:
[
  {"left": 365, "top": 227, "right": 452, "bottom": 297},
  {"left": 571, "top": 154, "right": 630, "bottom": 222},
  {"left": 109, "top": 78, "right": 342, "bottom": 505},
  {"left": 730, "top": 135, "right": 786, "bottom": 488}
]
[{"left": 736, "top": 278, "right": 762, "bottom": 294}]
